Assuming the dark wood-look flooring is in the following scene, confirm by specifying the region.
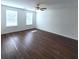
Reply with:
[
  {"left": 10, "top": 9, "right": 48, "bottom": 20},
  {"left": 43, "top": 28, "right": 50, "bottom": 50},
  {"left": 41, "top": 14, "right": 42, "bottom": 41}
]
[{"left": 1, "top": 29, "right": 78, "bottom": 59}]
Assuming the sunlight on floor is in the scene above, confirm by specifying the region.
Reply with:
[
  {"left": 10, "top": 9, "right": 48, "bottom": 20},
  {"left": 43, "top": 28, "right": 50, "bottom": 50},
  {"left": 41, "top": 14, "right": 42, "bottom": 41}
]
[
  {"left": 31, "top": 30, "right": 37, "bottom": 33},
  {"left": 4, "top": 36, "right": 19, "bottom": 54}
]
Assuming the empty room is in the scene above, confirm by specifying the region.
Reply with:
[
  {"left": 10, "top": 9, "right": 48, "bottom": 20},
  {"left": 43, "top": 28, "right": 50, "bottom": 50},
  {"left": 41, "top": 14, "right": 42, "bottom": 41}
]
[{"left": 1, "top": 0, "right": 78, "bottom": 59}]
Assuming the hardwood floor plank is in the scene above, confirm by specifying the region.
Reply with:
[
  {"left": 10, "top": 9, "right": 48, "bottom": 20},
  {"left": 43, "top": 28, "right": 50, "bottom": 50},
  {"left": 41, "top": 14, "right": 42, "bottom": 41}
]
[{"left": 1, "top": 29, "right": 78, "bottom": 59}]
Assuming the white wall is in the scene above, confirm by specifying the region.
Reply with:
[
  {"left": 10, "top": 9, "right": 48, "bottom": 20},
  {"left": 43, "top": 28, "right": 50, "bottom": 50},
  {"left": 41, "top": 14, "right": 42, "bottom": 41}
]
[
  {"left": 36, "top": 8, "right": 78, "bottom": 40},
  {"left": 1, "top": 5, "right": 36, "bottom": 34}
]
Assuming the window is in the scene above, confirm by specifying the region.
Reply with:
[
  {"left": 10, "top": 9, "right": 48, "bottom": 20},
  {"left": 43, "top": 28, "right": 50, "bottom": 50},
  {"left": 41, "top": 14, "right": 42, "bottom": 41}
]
[
  {"left": 6, "top": 10, "right": 17, "bottom": 27},
  {"left": 26, "top": 12, "right": 33, "bottom": 25}
]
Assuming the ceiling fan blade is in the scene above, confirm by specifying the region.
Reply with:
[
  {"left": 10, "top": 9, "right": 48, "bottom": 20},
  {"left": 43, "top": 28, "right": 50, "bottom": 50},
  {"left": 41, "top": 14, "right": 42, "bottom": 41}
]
[
  {"left": 41, "top": 8, "right": 47, "bottom": 9},
  {"left": 40, "top": 8, "right": 47, "bottom": 11}
]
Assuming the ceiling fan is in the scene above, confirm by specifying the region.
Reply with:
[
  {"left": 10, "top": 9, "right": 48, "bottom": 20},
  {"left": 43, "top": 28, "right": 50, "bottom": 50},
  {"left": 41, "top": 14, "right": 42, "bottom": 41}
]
[{"left": 35, "top": 4, "right": 47, "bottom": 11}]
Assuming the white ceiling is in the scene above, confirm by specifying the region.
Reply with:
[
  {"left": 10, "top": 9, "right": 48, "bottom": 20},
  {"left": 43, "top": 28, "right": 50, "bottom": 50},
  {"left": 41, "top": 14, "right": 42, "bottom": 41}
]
[{"left": 1, "top": 0, "right": 78, "bottom": 10}]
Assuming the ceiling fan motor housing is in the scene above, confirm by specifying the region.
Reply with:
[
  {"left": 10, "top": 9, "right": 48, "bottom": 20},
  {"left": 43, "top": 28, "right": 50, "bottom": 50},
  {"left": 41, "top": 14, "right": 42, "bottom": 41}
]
[{"left": 36, "top": 6, "right": 40, "bottom": 10}]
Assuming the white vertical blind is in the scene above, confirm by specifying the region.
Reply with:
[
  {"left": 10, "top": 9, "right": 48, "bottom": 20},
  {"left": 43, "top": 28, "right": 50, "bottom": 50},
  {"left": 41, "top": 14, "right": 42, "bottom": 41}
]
[
  {"left": 6, "top": 10, "right": 17, "bottom": 27},
  {"left": 26, "top": 12, "right": 33, "bottom": 25}
]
